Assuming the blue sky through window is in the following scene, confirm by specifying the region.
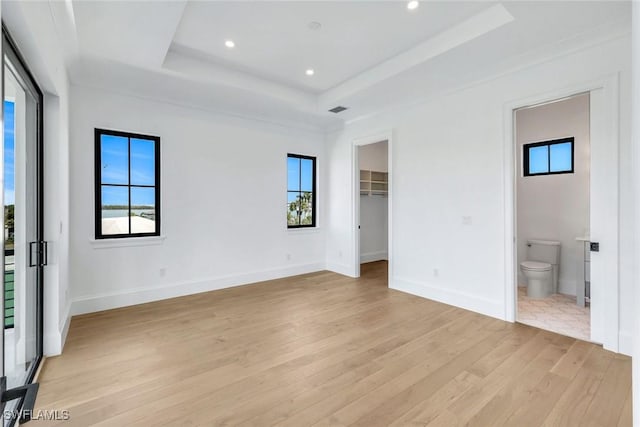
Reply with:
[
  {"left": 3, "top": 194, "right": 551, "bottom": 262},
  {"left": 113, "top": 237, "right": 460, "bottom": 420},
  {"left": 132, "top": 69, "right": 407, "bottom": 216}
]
[
  {"left": 287, "top": 157, "right": 300, "bottom": 190},
  {"left": 526, "top": 140, "right": 573, "bottom": 176},
  {"left": 101, "top": 135, "right": 128, "bottom": 185},
  {"left": 550, "top": 142, "right": 572, "bottom": 172},
  {"left": 130, "top": 138, "right": 155, "bottom": 186},
  {"left": 131, "top": 187, "right": 155, "bottom": 207},
  {"left": 4, "top": 100, "right": 15, "bottom": 205},
  {"left": 287, "top": 156, "right": 313, "bottom": 192},
  {"left": 101, "top": 134, "right": 156, "bottom": 206},
  {"left": 102, "top": 186, "right": 128, "bottom": 207},
  {"left": 300, "top": 158, "right": 313, "bottom": 191},
  {"left": 528, "top": 145, "right": 549, "bottom": 174}
]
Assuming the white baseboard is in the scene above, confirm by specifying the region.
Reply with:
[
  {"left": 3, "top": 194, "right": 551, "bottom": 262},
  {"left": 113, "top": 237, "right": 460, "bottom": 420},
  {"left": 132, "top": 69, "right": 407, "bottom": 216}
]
[
  {"left": 360, "top": 251, "right": 388, "bottom": 264},
  {"left": 71, "top": 262, "right": 325, "bottom": 316},
  {"left": 326, "top": 261, "right": 356, "bottom": 278},
  {"left": 44, "top": 332, "right": 62, "bottom": 357},
  {"left": 618, "top": 330, "right": 632, "bottom": 356},
  {"left": 391, "top": 276, "right": 504, "bottom": 320},
  {"left": 60, "top": 302, "right": 72, "bottom": 351},
  {"left": 44, "top": 301, "right": 73, "bottom": 356}
]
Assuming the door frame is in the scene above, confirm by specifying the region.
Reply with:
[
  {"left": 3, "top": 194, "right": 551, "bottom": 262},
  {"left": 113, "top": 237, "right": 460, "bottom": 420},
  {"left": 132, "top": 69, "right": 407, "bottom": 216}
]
[
  {"left": 2, "top": 24, "right": 45, "bottom": 386},
  {"left": 503, "top": 74, "right": 620, "bottom": 352},
  {"left": 352, "top": 130, "right": 393, "bottom": 281}
]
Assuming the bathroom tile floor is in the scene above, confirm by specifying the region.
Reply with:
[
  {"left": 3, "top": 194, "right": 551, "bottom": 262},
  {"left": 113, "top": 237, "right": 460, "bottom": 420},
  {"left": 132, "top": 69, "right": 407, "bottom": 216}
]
[{"left": 517, "top": 286, "right": 591, "bottom": 341}]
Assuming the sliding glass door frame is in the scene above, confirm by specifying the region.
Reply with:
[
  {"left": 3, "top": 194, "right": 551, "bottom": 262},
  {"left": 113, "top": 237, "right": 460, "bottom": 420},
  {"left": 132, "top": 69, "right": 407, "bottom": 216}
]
[{"left": 2, "top": 23, "right": 44, "bottom": 420}]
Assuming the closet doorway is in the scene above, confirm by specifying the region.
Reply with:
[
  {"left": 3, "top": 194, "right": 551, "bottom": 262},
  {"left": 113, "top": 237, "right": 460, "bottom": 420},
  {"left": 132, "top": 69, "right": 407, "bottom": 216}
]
[{"left": 355, "top": 139, "right": 389, "bottom": 279}]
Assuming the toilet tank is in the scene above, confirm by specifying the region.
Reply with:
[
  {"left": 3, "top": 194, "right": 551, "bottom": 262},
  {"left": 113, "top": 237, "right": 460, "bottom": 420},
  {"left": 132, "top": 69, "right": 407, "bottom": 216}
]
[{"left": 527, "top": 239, "right": 561, "bottom": 265}]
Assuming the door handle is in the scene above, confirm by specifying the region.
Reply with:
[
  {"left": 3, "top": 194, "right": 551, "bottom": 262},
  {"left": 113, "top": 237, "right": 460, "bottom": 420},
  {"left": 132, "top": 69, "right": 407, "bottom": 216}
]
[
  {"left": 42, "top": 241, "right": 48, "bottom": 266},
  {"left": 28, "top": 241, "right": 48, "bottom": 267},
  {"left": 590, "top": 242, "right": 600, "bottom": 252}
]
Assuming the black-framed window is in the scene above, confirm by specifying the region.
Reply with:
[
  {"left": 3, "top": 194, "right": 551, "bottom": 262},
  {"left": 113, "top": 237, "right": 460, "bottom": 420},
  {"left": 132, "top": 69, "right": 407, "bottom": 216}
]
[
  {"left": 95, "top": 128, "right": 160, "bottom": 239},
  {"left": 287, "top": 153, "right": 316, "bottom": 228},
  {"left": 523, "top": 137, "right": 574, "bottom": 176}
]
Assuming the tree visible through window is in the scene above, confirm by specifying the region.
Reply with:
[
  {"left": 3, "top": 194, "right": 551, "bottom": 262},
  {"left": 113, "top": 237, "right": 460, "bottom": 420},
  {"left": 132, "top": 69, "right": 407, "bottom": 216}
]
[
  {"left": 287, "top": 154, "right": 316, "bottom": 228},
  {"left": 95, "top": 129, "right": 160, "bottom": 238}
]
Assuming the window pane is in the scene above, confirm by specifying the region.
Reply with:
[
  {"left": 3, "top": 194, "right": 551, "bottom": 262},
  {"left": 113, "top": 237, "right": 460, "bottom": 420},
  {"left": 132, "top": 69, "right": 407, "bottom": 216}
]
[
  {"left": 287, "top": 157, "right": 300, "bottom": 191},
  {"left": 300, "top": 192, "right": 314, "bottom": 225},
  {"left": 4, "top": 101, "right": 15, "bottom": 208},
  {"left": 101, "top": 186, "right": 129, "bottom": 235},
  {"left": 131, "top": 187, "right": 156, "bottom": 234},
  {"left": 101, "top": 135, "right": 129, "bottom": 185},
  {"left": 528, "top": 145, "right": 549, "bottom": 174},
  {"left": 550, "top": 142, "right": 572, "bottom": 172},
  {"left": 287, "top": 192, "right": 300, "bottom": 226},
  {"left": 301, "top": 158, "right": 314, "bottom": 191},
  {"left": 130, "top": 138, "right": 155, "bottom": 186}
]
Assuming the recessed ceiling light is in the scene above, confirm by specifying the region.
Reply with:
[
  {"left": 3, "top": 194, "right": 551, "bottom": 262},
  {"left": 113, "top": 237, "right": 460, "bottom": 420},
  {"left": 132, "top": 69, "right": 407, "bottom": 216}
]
[
  {"left": 306, "top": 69, "right": 315, "bottom": 76},
  {"left": 407, "top": 1, "right": 419, "bottom": 11},
  {"left": 225, "top": 40, "right": 235, "bottom": 48}
]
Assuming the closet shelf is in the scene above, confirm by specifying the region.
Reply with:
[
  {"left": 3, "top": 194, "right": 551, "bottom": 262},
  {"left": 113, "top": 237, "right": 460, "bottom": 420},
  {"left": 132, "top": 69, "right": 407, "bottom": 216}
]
[{"left": 360, "top": 169, "right": 388, "bottom": 197}]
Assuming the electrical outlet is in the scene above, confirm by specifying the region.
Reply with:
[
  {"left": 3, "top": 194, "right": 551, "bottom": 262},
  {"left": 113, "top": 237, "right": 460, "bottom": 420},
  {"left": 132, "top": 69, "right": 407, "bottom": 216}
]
[
  {"left": 286, "top": 253, "right": 291, "bottom": 261},
  {"left": 462, "top": 216, "right": 472, "bottom": 225},
  {"left": 433, "top": 268, "right": 439, "bottom": 278},
  {"left": 159, "top": 268, "right": 166, "bottom": 277}
]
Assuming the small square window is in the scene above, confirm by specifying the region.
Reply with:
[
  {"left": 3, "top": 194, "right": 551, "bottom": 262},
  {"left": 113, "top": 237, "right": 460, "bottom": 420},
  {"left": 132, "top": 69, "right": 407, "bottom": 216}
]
[{"left": 524, "top": 138, "right": 574, "bottom": 177}]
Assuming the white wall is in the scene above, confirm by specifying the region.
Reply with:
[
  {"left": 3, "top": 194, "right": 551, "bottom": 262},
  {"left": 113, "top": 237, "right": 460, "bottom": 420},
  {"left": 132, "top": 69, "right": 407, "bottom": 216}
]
[
  {"left": 359, "top": 141, "right": 388, "bottom": 173},
  {"left": 69, "top": 85, "right": 326, "bottom": 314},
  {"left": 325, "top": 34, "right": 632, "bottom": 354},
  {"left": 359, "top": 142, "right": 388, "bottom": 263},
  {"left": 515, "top": 94, "right": 590, "bottom": 296}
]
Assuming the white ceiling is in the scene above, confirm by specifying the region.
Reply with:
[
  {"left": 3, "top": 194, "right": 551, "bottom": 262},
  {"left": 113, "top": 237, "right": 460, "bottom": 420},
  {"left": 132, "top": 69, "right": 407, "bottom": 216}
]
[
  {"left": 63, "top": 1, "right": 631, "bottom": 131},
  {"left": 171, "top": 1, "right": 493, "bottom": 93}
]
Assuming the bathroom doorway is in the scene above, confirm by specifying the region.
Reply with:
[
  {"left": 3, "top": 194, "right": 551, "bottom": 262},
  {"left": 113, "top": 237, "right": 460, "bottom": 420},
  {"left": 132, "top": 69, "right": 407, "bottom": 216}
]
[{"left": 514, "top": 93, "right": 592, "bottom": 341}]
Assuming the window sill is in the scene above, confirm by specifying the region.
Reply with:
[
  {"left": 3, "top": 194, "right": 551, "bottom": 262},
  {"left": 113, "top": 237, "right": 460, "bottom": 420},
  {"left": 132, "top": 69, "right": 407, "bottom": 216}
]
[
  {"left": 90, "top": 235, "right": 166, "bottom": 249},
  {"left": 287, "top": 227, "right": 321, "bottom": 235}
]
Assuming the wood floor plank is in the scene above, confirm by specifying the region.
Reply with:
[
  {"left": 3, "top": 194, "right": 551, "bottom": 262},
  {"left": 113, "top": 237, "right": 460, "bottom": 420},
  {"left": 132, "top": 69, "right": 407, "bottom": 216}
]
[
  {"left": 464, "top": 335, "right": 574, "bottom": 427},
  {"left": 617, "top": 390, "right": 633, "bottom": 427},
  {"left": 32, "top": 261, "right": 632, "bottom": 426},
  {"left": 550, "top": 339, "right": 595, "bottom": 379},
  {"left": 542, "top": 345, "right": 614, "bottom": 427},
  {"left": 582, "top": 354, "right": 633, "bottom": 427}
]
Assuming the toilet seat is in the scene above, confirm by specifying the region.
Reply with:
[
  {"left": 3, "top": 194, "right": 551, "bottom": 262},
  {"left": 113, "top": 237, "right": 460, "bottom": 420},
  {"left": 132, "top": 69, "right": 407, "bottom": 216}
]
[{"left": 520, "top": 261, "right": 552, "bottom": 271}]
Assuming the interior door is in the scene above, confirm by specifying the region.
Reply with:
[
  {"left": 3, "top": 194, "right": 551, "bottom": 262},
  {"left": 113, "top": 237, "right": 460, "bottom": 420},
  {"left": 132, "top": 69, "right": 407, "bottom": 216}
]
[
  {"left": 2, "top": 28, "right": 43, "bottom": 425},
  {"left": 588, "top": 85, "right": 619, "bottom": 349}
]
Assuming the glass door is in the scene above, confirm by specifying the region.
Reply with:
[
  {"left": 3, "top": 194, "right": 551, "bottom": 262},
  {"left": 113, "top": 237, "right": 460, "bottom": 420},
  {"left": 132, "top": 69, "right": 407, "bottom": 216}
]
[{"left": 2, "top": 27, "right": 44, "bottom": 425}]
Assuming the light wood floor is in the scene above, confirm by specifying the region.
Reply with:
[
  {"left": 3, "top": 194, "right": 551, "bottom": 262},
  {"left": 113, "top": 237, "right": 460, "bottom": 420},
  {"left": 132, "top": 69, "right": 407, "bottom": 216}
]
[{"left": 35, "top": 261, "right": 631, "bottom": 426}]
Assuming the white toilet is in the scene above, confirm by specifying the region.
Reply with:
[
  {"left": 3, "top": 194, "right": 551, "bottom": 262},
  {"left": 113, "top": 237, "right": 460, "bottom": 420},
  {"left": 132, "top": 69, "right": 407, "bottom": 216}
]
[{"left": 520, "top": 239, "right": 561, "bottom": 298}]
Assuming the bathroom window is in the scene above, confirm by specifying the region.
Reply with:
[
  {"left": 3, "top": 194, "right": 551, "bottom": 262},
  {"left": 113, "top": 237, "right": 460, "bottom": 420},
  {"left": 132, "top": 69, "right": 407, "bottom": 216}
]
[{"left": 523, "top": 137, "right": 574, "bottom": 176}]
